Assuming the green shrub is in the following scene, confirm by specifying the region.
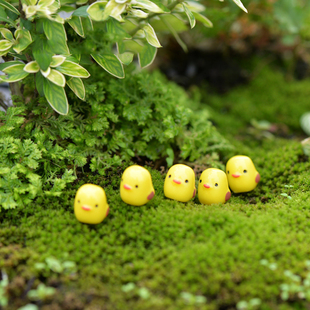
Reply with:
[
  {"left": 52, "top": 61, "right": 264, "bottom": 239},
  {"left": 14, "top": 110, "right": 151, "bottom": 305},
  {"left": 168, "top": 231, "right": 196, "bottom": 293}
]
[{"left": 0, "top": 70, "right": 231, "bottom": 210}]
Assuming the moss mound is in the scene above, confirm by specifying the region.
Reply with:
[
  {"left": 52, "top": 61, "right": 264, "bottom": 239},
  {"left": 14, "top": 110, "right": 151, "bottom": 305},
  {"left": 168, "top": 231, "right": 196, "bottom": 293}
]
[
  {"left": 205, "top": 66, "right": 310, "bottom": 136},
  {"left": 1, "top": 137, "right": 310, "bottom": 309}
]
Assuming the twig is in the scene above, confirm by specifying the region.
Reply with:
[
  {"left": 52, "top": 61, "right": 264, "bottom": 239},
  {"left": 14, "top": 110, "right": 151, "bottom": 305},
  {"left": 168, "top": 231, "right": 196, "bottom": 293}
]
[{"left": 0, "top": 98, "right": 8, "bottom": 111}]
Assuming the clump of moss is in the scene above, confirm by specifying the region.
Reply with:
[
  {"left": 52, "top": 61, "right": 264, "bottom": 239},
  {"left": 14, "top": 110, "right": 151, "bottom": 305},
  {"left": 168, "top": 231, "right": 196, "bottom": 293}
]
[
  {"left": 203, "top": 66, "right": 310, "bottom": 136},
  {"left": 1, "top": 135, "right": 310, "bottom": 309}
]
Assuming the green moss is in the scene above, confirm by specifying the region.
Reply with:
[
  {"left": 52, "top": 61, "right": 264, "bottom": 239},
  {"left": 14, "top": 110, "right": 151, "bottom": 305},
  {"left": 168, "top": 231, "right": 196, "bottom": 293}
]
[
  {"left": 204, "top": 66, "right": 310, "bottom": 136},
  {"left": 1, "top": 136, "right": 310, "bottom": 309},
  {"left": 2, "top": 64, "right": 310, "bottom": 309}
]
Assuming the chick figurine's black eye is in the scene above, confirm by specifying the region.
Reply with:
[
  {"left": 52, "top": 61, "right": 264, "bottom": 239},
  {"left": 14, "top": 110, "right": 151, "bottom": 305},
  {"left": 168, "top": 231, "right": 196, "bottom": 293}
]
[
  {"left": 215, "top": 183, "right": 218, "bottom": 187},
  {"left": 78, "top": 200, "right": 80, "bottom": 203},
  {"left": 185, "top": 180, "right": 189, "bottom": 183},
  {"left": 227, "top": 171, "right": 229, "bottom": 174},
  {"left": 168, "top": 175, "right": 171, "bottom": 178},
  {"left": 135, "top": 185, "right": 138, "bottom": 188},
  {"left": 199, "top": 179, "right": 202, "bottom": 183},
  {"left": 95, "top": 204, "right": 98, "bottom": 208},
  {"left": 243, "top": 170, "right": 247, "bottom": 173}
]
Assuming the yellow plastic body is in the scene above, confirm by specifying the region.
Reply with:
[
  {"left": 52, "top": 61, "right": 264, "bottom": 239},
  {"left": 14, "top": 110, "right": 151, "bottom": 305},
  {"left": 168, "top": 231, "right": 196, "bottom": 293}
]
[
  {"left": 74, "top": 184, "right": 109, "bottom": 224},
  {"left": 198, "top": 168, "right": 231, "bottom": 205},
  {"left": 120, "top": 165, "right": 155, "bottom": 206},
  {"left": 164, "top": 164, "right": 196, "bottom": 202},
  {"left": 226, "top": 155, "right": 260, "bottom": 193}
]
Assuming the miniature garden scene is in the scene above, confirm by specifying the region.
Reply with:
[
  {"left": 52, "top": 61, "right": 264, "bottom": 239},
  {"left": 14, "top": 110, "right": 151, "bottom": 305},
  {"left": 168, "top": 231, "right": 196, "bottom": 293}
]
[{"left": 1, "top": 0, "right": 310, "bottom": 309}]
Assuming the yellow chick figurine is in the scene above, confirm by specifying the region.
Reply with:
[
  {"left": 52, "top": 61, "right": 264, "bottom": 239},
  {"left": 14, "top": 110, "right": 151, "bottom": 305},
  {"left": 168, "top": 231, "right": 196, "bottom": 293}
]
[
  {"left": 120, "top": 165, "right": 155, "bottom": 206},
  {"left": 226, "top": 155, "right": 260, "bottom": 193},
  {"left": 74, "top": 184, "right": 109, "bottom": 224},
  {"left": 198, "top": 168, "right": 231, "bottom": 205},
  {"left": 164, "top": 164, "right": 196, "bottom": 202}
]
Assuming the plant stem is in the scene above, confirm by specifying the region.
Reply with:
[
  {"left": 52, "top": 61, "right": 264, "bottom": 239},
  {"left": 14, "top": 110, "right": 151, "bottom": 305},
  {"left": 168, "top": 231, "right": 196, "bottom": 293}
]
[
  {"left": 9, "top": 82, "right": 22, "bottom": 102},
  {"left": 0, "top": 98, "right": 8, "bottom": 111}
]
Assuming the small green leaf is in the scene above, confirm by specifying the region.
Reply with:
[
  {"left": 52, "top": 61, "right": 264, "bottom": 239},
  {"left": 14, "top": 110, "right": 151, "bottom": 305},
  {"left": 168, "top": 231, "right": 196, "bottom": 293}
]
[
  {"left": 231, "top": 0, "right": 248, "bottom": 13},
  {"left": 40, "top": 67, "right": 51, "bottom": 77},
  {"left": 132, "top": 0, "right": 165, "bottom": 13},
  {"left": 73, "top": 5, "right": 90, "bottom": 17},
  {"left": 2, "top": 63, "right": 25, "bottom": 74},
  {"left": 67, "top": 16, "right": 84, "bottom": 37},
  {"left": 56, "top": 60, "right": 90, "bottom": 78},
  {"left": 104, "top": 0, "right": 126, "bottom": 22},
  {"left": 143, "top": 23, "right": 161, "bottom": 48},
  {"left": 122, "top": 39, "right": 144, "bottom": 53},
  {"left": 13, "top": 29, "right": 33, "bottom": 54},
  {"left": 43, "top": 19, "right": 69, "bottom": 55},
  {"left": 67, "top": 77, "right": 85, "bottom": 100},
  {"left": 192, "top": 12, "right": 213, "bottom": 28},
  {"left": 0, "top": 64, "right": 29, "bottom": 82},
  {"left": 118, "top": 52, "right": 134, "bottom": 65},
  {"left": 32, "top": 38, "right": 53, "bottom": 71},
  {"left": 0, "top": 28, "right": 14, "bottom": 41},
  {"left": 0, "top": 61, "right": 22, "bottom": 71},
  {"left": 43, "top": 78, "right": 69, "bottom": 115},
  {"left": 0, "top": 7, "right": 16, "bottom": 27},
  {"left": 50, "top": 55, "right": 66, "bottom": 67},
  {"left": 138, "top": 43, "right": 156, "bottom": 68},
  {"left": 24, "top": 61, "right": 40, "bottom": 73},
  {"left": 0, "top": 39, "right": 13, "bottom": 51},
  {"left": 91, "top": 53, "right": 124, "bottom": 78},
  {"left": 87, "top": 1, "right": 107, "bottom": 21},
  {"left": 0, "top": 0, "right": 20, "bottom": 15},
  {"left": 122, "top": 282, "right": 136, "bottom": 292},
  {"left": 47, "top": 69, "right": 66, "bottom": 87},
  {"left": 145, "top": 0, "right": 170, "bottom": 12},
  {"left": 38, "top": 0, "right": 55, "bottom": 7},
  {"left": 183, "top": 1, "right": 205, "bottom": 13},
  {"left": 183, "top": 3, "right": 195, "bottom": 29}
]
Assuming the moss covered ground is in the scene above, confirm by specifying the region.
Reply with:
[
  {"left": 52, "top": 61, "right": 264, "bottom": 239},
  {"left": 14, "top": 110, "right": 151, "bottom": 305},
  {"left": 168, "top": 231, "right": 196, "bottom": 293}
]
[{"left": 2, "top": 66, "right": 310, "bottom": 310}]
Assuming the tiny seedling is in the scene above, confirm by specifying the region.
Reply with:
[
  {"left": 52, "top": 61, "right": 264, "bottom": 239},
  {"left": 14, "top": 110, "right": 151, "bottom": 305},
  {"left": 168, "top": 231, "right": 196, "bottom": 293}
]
[
  {"left": 180, "top": 292, "right": 207, "bottom": 305},
  {"left": 27, "top": 283, "right": 56, "bottom": 301},
  {"left": 280, "top": 185, "right": 293, "bottom": 200},
  {"left": 236, "top": 298, "right": 261, "bottom": 310}
]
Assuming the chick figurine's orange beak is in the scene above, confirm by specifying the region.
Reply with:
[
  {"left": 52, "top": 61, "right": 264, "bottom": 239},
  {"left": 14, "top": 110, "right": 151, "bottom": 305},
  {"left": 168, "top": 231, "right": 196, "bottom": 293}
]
[
  {"left": 164, "top": 164, "right": 196, "bottom": 202},
  {"left": 74, "top": 184, "right": 109, "bottom": 224},
  {"left": 226, "top": 155, "right": 260, "bottom": 193},
  {"left": 198, "top": 168, "right": 231, "bottom": 205},
  {"left": 120, "top": 165, "right": 155, "bottom": 206}
]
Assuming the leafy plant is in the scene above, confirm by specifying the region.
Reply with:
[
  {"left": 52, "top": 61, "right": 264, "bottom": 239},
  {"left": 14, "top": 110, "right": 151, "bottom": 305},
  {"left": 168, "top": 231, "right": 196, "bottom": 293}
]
[
  {"left": 180, "top": 292, "right": 207, "bottom": 305},
  {"left": 34, "top": 256, "right": 77, "bottom": 276},
  {"left": 0, "top": 106, "right": 77, "bottom": 210},
  {"left": 0, "top": 0, "right": 247, "bottom": 115},
  {"left": 280, "top": 185, "right": 293, "bottom": 200},
  {"left": 236, "top": 298, "right": 261, "bottom": 310},
  {"left": 27, "top": 283, "right": 56, "bottom": 301}
]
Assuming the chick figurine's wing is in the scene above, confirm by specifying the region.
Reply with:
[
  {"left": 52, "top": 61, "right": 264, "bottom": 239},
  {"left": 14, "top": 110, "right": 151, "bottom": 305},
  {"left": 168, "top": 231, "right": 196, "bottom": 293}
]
[
  {"left": 198, "top": 168, "right": 231, "bottom": 205},
  {"left": 120, "top": 165, "right": 155, "bottom": 206},
  {"left": 226, "top": 155, "right": 260, "bottom": 193},
  {"left": 74, "top": 184, "right": 109, "bottom": 224},
  {"left": 164, "top": 164, "right": 196, "bottom": 202}
]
